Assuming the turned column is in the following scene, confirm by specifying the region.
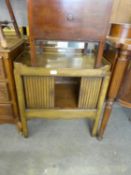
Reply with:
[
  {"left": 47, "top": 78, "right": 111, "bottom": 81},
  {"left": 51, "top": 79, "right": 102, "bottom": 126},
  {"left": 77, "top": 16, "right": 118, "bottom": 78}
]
[{"left": 98, "top": 44, "right": 130, "bottom": 139}]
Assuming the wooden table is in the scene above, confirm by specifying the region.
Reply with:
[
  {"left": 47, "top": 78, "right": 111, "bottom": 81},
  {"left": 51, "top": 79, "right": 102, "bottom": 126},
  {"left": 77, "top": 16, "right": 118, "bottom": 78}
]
[
  {"left": 14, "top": 47, "right": 110, "bottom": 137},
  {"left": 15, "top": 0, "right": 113, "bottom": 137}
]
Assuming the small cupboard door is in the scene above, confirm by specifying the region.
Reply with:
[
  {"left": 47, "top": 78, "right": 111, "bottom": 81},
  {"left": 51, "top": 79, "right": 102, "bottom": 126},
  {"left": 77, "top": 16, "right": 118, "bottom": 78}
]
[
  {"left": 78, "top": 77, "right": 102, "bottom": 109},
  {"left": 23, "top": 76, "right": 54, "bottom": 109},
  {"left": 0, "top": 82, "right": 10, "bottom": 102}
]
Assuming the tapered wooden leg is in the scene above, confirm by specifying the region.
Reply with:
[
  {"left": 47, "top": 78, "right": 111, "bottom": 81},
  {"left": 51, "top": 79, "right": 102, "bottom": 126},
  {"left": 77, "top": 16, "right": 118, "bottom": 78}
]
[
  {"left": 95, "top": 41, "right": 105, "bottom": 68},
  {"left": 14, "top": 64, "right": 28, "bottom": 137},
  {"left": 21, "top": 120, "right": 28, "bottom": 138},
  {"left": 92, "top": 75, "right": 110, "bottom": 136},
  {"left": 98, "top": 44, "right": 129, "bottom": 139},
  {"left": 98, "top": 100, "right": 113, "bottom": 140}
]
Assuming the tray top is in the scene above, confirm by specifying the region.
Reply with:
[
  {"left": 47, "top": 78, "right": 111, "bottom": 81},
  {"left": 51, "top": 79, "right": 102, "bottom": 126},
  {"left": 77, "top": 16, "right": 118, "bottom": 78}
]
[{"left": 15, "top": 47, "right": 109, "bottom": 69}]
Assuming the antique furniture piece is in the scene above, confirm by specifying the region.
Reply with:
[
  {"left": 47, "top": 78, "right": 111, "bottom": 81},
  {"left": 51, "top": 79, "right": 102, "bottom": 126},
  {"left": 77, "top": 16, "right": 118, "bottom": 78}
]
[
  {"left": 14, "top": 0, "right": 113, "bottom": 137},
  {"left": 28, "top": 0, "right": 113, "bottom": 67},
  {"left": 0, "top": 0, "right": 21, "bottom": 48},
  {"left": 98, "top": 23, "right": 131, "bottom": 139},
  {"left": 0, "top": 36, "right": 24, "bottom": 127},
  {"left": 14, "top": 48, "right": 110, "bottom": 137}
]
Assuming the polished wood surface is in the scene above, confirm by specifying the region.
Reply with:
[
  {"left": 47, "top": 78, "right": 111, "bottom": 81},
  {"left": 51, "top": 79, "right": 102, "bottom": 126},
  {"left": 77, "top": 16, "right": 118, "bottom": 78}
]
[
  {"left": 0, "top": 36, "right": 24, "bottom": 127},
  {"left": 16, "top": 47, "right": 109, "bottom": 69},
  {"left": 28, "top": 0, "right": 113, "bottom": 66}
]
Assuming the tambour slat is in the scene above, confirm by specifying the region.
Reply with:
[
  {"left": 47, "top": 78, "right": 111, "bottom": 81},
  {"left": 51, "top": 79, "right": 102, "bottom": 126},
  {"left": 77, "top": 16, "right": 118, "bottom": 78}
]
[
  {"left": 23, "top": 76, "right": 54, "bottom": 108},
  {"left": 86, "top": 78, "right": 92, "bottom": 108},
  {"left": 78, "top": 77, "right": 102, "bottom": 109}
]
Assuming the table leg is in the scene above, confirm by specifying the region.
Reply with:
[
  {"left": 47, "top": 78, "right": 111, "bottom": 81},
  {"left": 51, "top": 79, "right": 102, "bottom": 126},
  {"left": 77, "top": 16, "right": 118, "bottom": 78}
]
[{"left": 98, "top": 46, "right": 129, "bottom": 139}]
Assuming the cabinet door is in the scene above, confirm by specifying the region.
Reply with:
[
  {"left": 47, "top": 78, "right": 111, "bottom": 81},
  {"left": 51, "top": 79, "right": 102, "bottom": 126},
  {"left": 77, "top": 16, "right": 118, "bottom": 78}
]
[
  {"left": 0, "top": 104, "right": 13, "bottom": 119},
  {"left": 78, "top": 77, "right": 102, "bottom": 109},
  {"left": 0, "top": 82, "right": 10, "bottom": 102},
  {"left": 23, "top": 76, "right": 54, "bottom": 109}
]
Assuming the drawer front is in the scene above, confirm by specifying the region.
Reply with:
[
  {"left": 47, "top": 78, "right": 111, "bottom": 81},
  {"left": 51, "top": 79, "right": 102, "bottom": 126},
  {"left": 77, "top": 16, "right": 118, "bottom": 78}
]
[
  {"left": 29, "top": 0, "right": 113, "bottom": 41},
  {"left": 0, "top": 104, "right": 13, "bottom": 116},
  {"left": 0, "top": 82, "right": 10, "bottom": 102},
  {"left": 0, "top": 57, "right": 6, "bottom": 78}
]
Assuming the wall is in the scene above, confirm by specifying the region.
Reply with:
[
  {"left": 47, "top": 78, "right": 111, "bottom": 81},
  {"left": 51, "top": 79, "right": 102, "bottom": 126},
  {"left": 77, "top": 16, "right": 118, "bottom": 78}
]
[{"left": 0, "top": 0, "right": 27, "bottom": 26}]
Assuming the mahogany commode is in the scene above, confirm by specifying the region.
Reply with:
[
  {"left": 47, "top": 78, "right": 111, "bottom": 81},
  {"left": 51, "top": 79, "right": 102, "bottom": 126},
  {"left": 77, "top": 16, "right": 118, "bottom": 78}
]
[{"left": 14, "top": 0, "right": 113, "bottom": 137}]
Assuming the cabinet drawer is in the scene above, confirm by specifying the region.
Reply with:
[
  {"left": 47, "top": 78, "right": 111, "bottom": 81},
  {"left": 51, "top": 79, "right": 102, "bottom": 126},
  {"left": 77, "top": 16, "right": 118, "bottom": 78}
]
[
  {"left": 0, "top": 82, "right": 10, "bottom": 102},
  {"left": 30, "top": 0, "right": 113, "bottom": 41},
  {"left": 0, "top": 57, "right": 6, "bottom": 78},
  {"left": 0, "top": 104, "right": 13, "bottom": 116}
]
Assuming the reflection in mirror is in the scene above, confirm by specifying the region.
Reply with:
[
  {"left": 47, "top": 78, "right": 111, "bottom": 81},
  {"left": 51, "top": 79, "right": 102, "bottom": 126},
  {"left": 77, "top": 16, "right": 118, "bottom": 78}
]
[{"left": 35, "top": 40, "right": 97, "bottom": 55}]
